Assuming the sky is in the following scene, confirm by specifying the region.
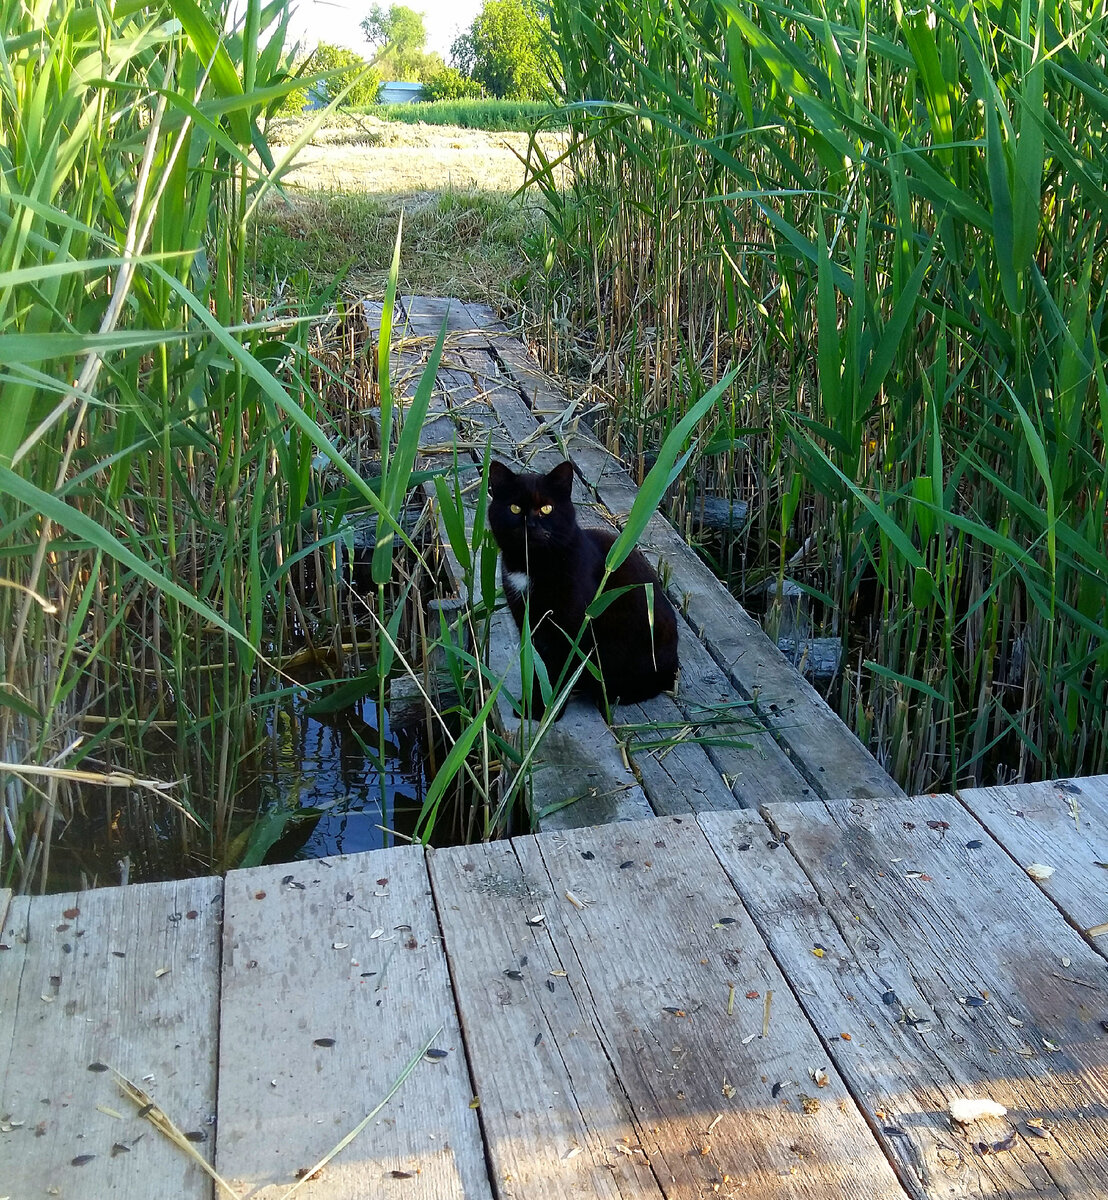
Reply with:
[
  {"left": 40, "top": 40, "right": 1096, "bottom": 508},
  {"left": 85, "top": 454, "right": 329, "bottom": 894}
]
[{"left": 282, "top": 0, "right": 482, "bottom": 59}]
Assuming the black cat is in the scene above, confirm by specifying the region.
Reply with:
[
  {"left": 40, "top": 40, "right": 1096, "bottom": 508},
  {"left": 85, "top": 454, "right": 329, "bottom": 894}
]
[{"left": 487, "top": 460, "right": 678, "bottom": 713}]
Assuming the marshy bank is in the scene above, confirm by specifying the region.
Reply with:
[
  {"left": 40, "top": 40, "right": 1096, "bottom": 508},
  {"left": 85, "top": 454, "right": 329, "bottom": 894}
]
[{"left": 0, "top": 0, "right": 540, "bottom": 893}]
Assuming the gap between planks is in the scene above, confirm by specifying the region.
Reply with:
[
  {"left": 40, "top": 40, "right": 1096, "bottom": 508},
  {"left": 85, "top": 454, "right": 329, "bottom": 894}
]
[
  {"left": 427, "top": 816, "right": 907, "bottom": 1200},
  {"left": 214, "top": 848, "right": 492, "bottom": 1200}
]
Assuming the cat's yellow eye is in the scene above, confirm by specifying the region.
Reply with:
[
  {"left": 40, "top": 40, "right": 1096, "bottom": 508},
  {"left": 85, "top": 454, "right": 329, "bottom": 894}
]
[
  {"left": 509, "top": 504, "right": 522, "bottom": 514},
  {"left": 540, "top": 504, "right": 553, "bottom": 516}
]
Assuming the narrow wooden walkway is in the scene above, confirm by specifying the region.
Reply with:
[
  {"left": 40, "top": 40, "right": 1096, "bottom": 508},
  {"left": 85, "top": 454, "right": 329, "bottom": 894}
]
[
  {"left": 4, "top": 778, "right": 1107, "bottom": 1198},
  {"left": 370, "top": 295, "right": 903, "bottom": 830}
]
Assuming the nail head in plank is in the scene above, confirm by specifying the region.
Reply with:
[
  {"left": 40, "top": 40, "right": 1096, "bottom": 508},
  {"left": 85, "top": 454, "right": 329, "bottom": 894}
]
[
  {"left": 958, "top": 777, "right": 1108, "bottom": 946},
  {"left": 701, "top": 799, "right": 1108, "bottom": 1199},
  {"left": 216, "top": 849, "right": 490, "bottom": 1200},
  {"left": 0, "top": 879, "right": 221, "bottom": 1200}
]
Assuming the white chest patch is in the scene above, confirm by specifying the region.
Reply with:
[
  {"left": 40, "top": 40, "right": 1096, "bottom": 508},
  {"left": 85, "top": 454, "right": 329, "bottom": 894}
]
[{"left": 503, "top": 570, "right": 530, "bottom": 595}]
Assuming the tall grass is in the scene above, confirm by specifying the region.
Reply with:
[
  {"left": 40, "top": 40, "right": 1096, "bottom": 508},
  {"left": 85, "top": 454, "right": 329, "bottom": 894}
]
[
  {"left": 0, "top": 0, "right": 713, "bottom": 890},
  {"left": 362, "top": 97, "right": 565, "bottom": 130},
  {"left": 0, "top": 0, "right": 440, "bottom": 890},
  {"left": 532, "top": 0, "right": 1108, "bottom": 792}
]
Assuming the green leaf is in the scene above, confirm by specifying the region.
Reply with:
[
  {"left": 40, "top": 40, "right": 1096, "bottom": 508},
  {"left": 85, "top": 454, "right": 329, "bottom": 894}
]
[
  {"left": 414, "top": 678, "right": 503, "bottom": 843},
  {"left": 605, "top": 367, "right": 738, "bottom": 575},
  {"left": 0, "top": 465, "right": 253, "bottom": 651},
  {"left": 372, "top": 313, "right": 447, "bottom": 585},
  {"left": 304, "top": 671, "right": 381, "bottom": 716},
  {"left": 911, "top": 566, "right": 936, "bottom": 610}
]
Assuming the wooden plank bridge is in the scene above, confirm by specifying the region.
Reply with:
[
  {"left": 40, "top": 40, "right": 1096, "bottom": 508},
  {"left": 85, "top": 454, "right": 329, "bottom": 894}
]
[
  {"left": 4, "top": 299, "right": 1107, "bottom": 1199},
  {"left": 3, "top": 777, "right": 1107, "bottom": 1198}
]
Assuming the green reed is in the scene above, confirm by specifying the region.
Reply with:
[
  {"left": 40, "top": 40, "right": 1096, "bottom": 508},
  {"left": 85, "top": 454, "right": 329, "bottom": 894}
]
[
  {"left": 534, "top": 0, "right": 1108, "bottom": 791},
  {"left": 0, "top": 0, "right": 428, "bottom": 889}
]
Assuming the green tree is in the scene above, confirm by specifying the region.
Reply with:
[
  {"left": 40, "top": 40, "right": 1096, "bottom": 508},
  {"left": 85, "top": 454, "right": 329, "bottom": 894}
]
[
  {"left": 360, "top": 4, "right": 442, "bottom": 82},
  {"left": 309, "top": 43, "right": 380, "bottom": 107},
  {"left": 361, "top": 4, "right": 426, "bottom": 56},
  {"left": 451, "top": 0, "right": 554, "bottom": 100},
  {"left": 424, "top": 66, "right": 482, "bottom": 101}
]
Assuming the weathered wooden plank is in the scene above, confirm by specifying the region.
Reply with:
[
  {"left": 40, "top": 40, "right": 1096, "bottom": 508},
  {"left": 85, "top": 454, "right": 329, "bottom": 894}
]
[
  {"left": 400, "top": 294, "right": 482, "bottom": 336},
  {"left": 0, "top": 879, "right": 221, "bottom": 1200},
  {"left": 427, "top": 838, "right": 665, "bottom": 1199},
  {"left": 701, "top": 797, "right": 1108, "bottom": 1199},
  {"left": 522, "top": 700, "right": 655, "bottom": 829},
  {"left": 613, "top": 691, "right": 742, "bottom": 815},
  {"left": 490, "top": 334, "right": 904, "bottom": 804},
  {"left": 667, "top": 613, "right": 813, "bottom": 804},
  {"left": 430, "top": 821, "right": 907, "bottom": 1200},
  {"left": 216, "top": 849, "right": 491, "bottom": 1200},
  {"left": 958, "top": 776, "right": 1108, "bottom": 948}
]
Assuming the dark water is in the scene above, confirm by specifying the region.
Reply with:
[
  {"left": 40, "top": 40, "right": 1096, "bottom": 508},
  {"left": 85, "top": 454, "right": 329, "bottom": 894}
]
[
  {"left": 46, "top": 691, "right": 424, "bottom": 890},
  {"left": 261, "top": 694, "right": 424, "bottom": 861}
]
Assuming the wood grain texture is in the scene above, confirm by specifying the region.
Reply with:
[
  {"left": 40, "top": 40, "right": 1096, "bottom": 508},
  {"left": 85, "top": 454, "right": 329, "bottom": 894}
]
[
  {"left": 430, "top": 820, "right": 907, "bottom": 1200},
  {"left": 0, "top": 878, "right": 221, "bottom": 1200},
  {"left": 613, "top": 691, "right": 741, "bottom": 816},
  {"left": 957, "top": 777, "right": 1108, "bottom": 945},
  {"left": 215, "top": 848, "right": 491, "bottom": 1200},
  {"left": 701, "top": 797, "right": 1108, "bottom": 1199},
  {"left": 428, "top": 838, "right": 666, "bottom": 1199}
]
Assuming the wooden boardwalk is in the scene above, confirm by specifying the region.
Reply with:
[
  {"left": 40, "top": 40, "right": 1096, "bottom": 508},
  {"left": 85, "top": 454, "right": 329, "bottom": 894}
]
[
  {"left": 3, "top": 777, "right": 1108, "bottom": 1198},
  {"left": 371, "top": 295, "right": 904, "bottom": 830}
]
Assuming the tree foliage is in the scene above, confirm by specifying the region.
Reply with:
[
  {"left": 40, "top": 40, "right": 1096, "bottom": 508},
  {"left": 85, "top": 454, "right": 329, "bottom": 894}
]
[
  {"left": 424, "top": 66, "right": 483, "bottom": 101},
  {"left": 360, "top": 3, "right": 442, "bottom": 82},
  {"left": 450, "top": 0, "right": 554, "bottom": 100},
  {"left": 361, "top": 4, "right": 425, "bottom": 54},
  {"left": 309, "top": 43, "right": 380, "bottom": 107}
]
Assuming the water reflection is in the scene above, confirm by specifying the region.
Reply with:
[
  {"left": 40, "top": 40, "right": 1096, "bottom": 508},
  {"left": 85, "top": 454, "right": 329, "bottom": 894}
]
[
  {"left": 263, "top": 692, "right": 423, "bottom": 861},
  {"left": 44, "top": 690, "right": 426, "bottom": 890}
]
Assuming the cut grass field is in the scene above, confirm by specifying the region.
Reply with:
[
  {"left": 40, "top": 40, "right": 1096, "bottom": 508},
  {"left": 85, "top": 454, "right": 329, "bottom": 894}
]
[
  {"left": 253, "top": 115, "right": 565, "bottom": 303},
  {"left": 252, "top": 186, "right": 542, "bottom": 302}
]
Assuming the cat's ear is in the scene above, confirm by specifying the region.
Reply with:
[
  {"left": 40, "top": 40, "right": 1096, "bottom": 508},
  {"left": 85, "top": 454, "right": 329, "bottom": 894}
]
[
  {"left": 545, "top": 461, "right": 574, "bottom": 500},
  {"left": 488, "top": 461, "right": 516, "bottom": 495}
]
